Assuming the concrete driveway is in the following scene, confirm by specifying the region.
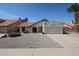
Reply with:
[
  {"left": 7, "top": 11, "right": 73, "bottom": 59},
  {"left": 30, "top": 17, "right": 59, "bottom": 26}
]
[
  {"left": 47, "top": 33, "right": 79, "bottom": 48},
  {"left": 0, "top": 33, "right": 63, "bottom": 48},
  {"left": 0, "top": 33, "right": 79, "bottom": 56}
]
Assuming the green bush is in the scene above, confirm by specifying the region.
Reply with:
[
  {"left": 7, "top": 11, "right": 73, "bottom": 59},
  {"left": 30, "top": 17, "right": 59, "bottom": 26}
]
[{"left": 8, "top": 32, "right": 21, "bottom": 37}]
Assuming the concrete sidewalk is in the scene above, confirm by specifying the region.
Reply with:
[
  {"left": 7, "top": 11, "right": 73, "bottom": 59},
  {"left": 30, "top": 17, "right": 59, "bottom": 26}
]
[{"left": 0, "top": 48, "right": 79, "bottom": 56}]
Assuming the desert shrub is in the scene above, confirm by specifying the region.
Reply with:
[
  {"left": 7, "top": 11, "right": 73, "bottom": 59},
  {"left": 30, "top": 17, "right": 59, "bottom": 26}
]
[
  {"left": 42, "top": 32, "right": 46, "bottom": 34},
  {"left": 63, "top": 30, "right": 67, "bottom": 34},
  {"left": 23, "top": 31, "right": 29, "bottom": 33},
  {"left": 63, "top": 28, "right": 69, "bottom": 34},
  {"left": 8, "top": 32, "right": 21, "bottom": 37}
]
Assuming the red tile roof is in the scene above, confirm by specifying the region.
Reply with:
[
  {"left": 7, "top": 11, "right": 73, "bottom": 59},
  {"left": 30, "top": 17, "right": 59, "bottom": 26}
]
[
  {"left": 19, "top": 19, "right": 48, "bottom": 27},
  {"left": 64, "top": 22, "right": 75, "bottom": 28},
  {"left": 19, "top": 22, "right": 35, "bottom": 27},
  {"left": 0, "top": 20, "right": 19, "bottom": 27}
]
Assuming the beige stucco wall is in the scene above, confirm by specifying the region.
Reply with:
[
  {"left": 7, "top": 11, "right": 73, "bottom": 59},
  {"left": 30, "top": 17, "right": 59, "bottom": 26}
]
[{"left": 0, "top": 27, "right": 7, "bottom": 33}]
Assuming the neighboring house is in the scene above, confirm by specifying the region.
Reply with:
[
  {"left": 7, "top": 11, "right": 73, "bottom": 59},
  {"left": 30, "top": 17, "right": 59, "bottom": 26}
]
[
  {"left": 63, "top": 22, "right": 75, "bottom": 29},
  {"left": 0, "top": 19, "right": 24, "bottom": 33},
  {"left": 19, "top": 19, "right": 63, "bottom": 34},
  {"left": 63, "top": 22, "right": 76, "bottom": 33}
]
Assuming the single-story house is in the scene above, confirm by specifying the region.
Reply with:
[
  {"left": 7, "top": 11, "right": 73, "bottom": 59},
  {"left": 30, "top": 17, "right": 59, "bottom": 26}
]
[
  {"left": 19, "top": 19, "right": 63, "bottom": 34},
  {"left": 0, "top": 18, "right": 63, "bottom": 34},
  {"left": 0, "top": 19, "right": 24, "bottom": 33}
]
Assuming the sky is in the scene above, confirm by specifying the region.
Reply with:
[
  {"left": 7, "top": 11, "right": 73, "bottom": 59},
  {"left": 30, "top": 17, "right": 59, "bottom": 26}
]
[{"left": 0, "top": 3, "right": 74, "bottom": 22}]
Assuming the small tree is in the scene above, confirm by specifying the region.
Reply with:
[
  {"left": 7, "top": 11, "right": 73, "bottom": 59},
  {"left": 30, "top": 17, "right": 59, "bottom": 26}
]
[
  {"left": 67, "top": 3, "right": 79, "bottom": 24},
  {"left": 18, "top": 18, "right": 28, "bottom": 22},
  {"left": 24, "top": 18, "right": 28, "bottom": 22}
]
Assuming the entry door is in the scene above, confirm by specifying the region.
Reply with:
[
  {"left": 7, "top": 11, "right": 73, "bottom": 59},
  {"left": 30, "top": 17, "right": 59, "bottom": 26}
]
[{"left": 22, "top": 27, "right": 25, "bottom": 32}]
